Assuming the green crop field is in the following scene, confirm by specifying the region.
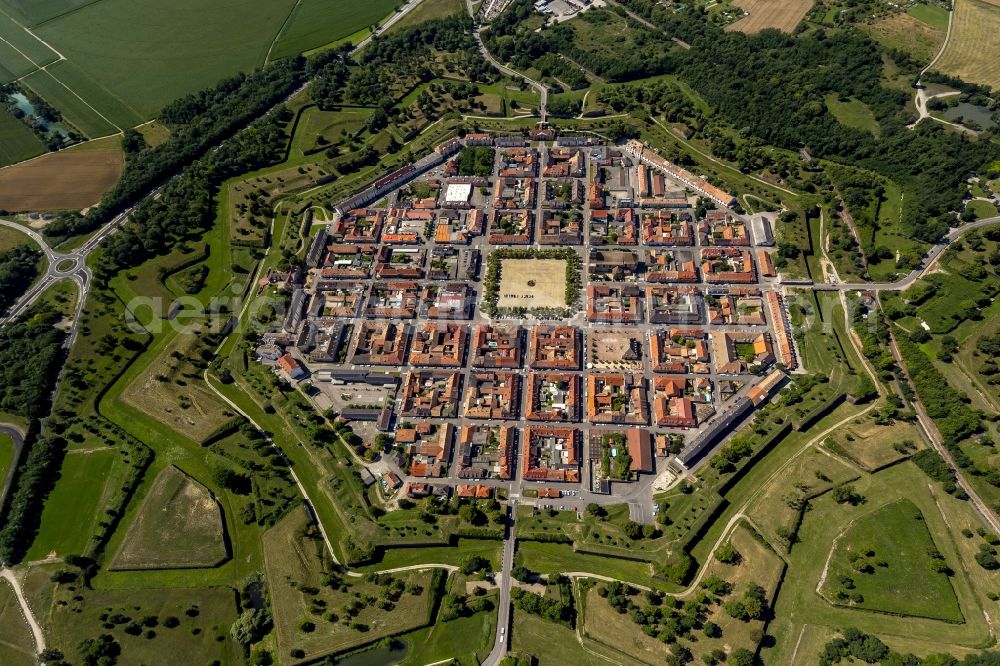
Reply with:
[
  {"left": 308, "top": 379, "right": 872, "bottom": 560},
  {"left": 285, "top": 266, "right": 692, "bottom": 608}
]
[
  {"left": 909, "top": 2, "right": 951, "bottom": 30},
  {"left": 31, "top": 0, "right": 298, "bottom": 121},
  {"left": 25, "top": 448, "right": 119, "bottom": 561},
  {"left": 269, "top": 0, "right": 404, "bottom": 61},
  {"left": 0, "top": 0, "right": 100, "bottom": 26},
  {"left": 0, "top": 110, "right": 46, "bottom": 166},
  {"left": 0, "top": 11, "right": 60, "bottom": 66},
  {"left": 0, "top": 0, "right": 410, "bottom": 135},
  {"left": 20, "top": 68, "right": 118, "bottom": 137}
]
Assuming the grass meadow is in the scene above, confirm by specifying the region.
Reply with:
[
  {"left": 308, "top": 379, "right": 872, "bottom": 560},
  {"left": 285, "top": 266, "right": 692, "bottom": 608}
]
[
  {"left": 0, "top": 432, "right": 15, "bottom": 486},
  {"left": 908, "top": 2, "right": 951, "bottom": 30},
  {"left": 264, "top": 508, "right": 437, "bottom": 661},
  {"left": 21, "top": 561, "right": 240, "bottom": 665},
  {"left": 109, "top": 465, "right": 228, "bottom": 570},
  {"left": 764, "top": 462, "right": 997, "bottom": 663},
  {"left": 819, "top": 498, "right": 962, "bottom": 622},
  {"left": 824, "top": 94, "right": 879, "bottom": 135},
  {"left": 0, "top": 579, "right": 35, "bottom": 666},
  {"left": 24, "top": 448, "right": 120, "bottom": 561},
  {"left": 861, "top": 11, "right": 946, "bottom": 63}
]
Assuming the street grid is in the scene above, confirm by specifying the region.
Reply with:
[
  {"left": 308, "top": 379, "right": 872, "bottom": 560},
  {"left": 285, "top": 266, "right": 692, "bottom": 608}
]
[{"left": 261, "top": 137, "right": 792, "bottom": 513}]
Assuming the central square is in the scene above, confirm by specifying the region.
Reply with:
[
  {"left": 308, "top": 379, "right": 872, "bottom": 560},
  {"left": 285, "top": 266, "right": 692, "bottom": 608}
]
[
  {"left": 483, "top": 248, "right": 581, "bottom": 316},
  {"left": 497, "top": 258, "right": 568, "bottom": 309}
]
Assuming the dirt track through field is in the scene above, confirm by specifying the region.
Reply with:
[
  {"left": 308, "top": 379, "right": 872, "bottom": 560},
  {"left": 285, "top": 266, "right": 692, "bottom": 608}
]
[{"left": 0, "top": 149, "right": 122, "bottom": 211}]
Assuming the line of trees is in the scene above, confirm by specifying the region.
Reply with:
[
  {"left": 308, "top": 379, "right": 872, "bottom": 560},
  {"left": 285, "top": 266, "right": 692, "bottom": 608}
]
[
  {"left": 0, "top": 244, "right": 41, "bottom": 312},
  {"left": 97, "top": 107, "right": 292, "bottom": 277},
  {"left": 44, "top": 54, "right": 325, "bottom": 241}
]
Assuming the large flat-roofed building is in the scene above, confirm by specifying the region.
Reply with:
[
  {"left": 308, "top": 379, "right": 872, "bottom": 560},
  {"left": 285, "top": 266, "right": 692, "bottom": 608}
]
[
  {"left": 751, "top": 215, "right": 775, "bottom": 246},
  {"left": 445, "top": 183, "right": 473, "bottom": 206}
]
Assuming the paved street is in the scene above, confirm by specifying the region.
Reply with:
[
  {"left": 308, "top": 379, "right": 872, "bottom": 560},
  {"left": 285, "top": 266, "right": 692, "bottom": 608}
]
[
  {"left": 483, "top": 501, "right": 516, "bottom": 666},
  {"left": 810, "top": 215, "right": 1000, "bottom": 292}
]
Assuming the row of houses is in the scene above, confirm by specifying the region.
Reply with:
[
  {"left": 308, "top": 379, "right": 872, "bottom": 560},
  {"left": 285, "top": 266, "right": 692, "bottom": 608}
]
[{"left": 624, "top": 139, "right": 737, "bottom": 208}]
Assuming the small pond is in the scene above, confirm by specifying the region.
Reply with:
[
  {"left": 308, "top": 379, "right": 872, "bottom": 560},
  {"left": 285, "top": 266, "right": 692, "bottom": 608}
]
[
  {"left": 6, "top": 91, "right": 74, "bottom": 139},
  {"left": 943, "top": 102, "right": 996, "bottom": 130},
  {"left": 330, "top": 640, "right": 409, "bottom": 666}
]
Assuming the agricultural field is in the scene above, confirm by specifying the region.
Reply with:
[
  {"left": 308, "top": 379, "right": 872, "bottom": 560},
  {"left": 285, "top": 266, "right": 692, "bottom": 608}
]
[
  {"left": 0, "top": 147, "right": 123, "bottom": 211},
  {"left": 0, "top": 580, "right": 35, "bottom": 666},
  {"left": 18, "top": 68, "right": 119, "bottom": 138},
  {"left": 861, "top": 11, "right": 947, "bottom": 63},
  {"left": 934, "top": 0, "right": 1000, "bottom": 88},
  {"left": 24, "top": 448, "right": 121, "bottom": 561},
  {"left": 269, "top": 0, "right": 404, "bottom": 60},
  {"left": 818, "top": 498, "right": 961, "bottom": 621},
  {"left": 121, "top": 327, "right": 235, "bottom": 443},
  {"left": 110, "top": 465, "right": 228, "bottom": 570},
  {"left": 0, "top": 111, "right": 45, "bottom": 167},
  {"left": 263, "top": 508, "right": 437, "bottom": 661},
  {"left": 726, "top": 0, "right": 814, "bottom": 33},
  {"left": 0, "top": 0, "right": 406, "bottom": 135}
]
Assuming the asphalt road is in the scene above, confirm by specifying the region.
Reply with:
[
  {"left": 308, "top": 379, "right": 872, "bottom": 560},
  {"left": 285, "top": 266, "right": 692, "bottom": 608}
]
[
  {"left": 809, "top": 215, "right": 1000, "bottom": 292},
  {"left": 473, "top": 26, "right": 548, "bottom": 124},
  {"left": 0, "top": 423, "right": 24, "bottom": 516},
  {"left": 483, "top": 502, "right": 516, "bottom": 666}
]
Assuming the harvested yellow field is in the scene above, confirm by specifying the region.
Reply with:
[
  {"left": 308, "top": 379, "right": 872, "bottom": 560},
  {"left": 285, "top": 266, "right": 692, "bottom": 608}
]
[
  {"left": 935, "top": 0, "right": 1000, "bottom": 88},
  {"left": 725, "top": 0, "right": 814, "bottom": 33},
  {"left": 0, "top": 149, "right": 122, "bottom": 212}
]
